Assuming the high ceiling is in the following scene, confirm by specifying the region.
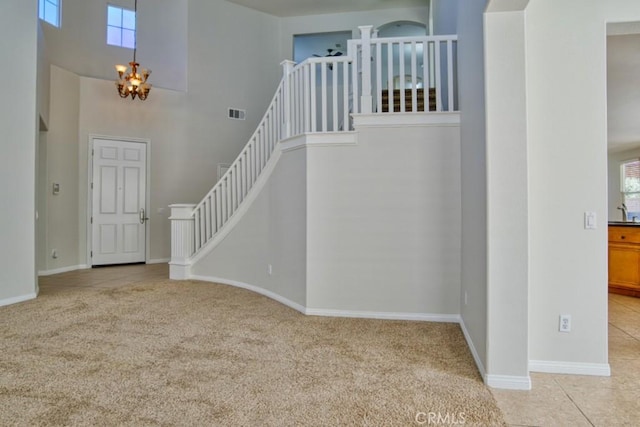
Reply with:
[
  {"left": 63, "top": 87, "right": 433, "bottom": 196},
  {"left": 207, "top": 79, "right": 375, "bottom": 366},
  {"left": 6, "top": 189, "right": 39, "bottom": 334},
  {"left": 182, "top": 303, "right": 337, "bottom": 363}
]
[{"left": 225, "top": 0, "right": 428, "bottom": 17}]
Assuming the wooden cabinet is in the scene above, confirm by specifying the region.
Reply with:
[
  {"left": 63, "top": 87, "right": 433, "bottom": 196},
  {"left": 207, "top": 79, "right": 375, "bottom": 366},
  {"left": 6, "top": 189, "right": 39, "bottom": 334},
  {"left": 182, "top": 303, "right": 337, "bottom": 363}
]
[{"left": 609, "top": 225, "right": 640, "bottom": 297}]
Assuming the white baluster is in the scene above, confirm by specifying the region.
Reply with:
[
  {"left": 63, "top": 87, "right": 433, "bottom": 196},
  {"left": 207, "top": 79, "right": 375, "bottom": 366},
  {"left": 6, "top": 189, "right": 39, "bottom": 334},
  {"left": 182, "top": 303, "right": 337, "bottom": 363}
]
[
  {"left": 343, "top": 61, "right": 349, "bottom": 130},
  {"left": 359, "top": 25, "right": 373, "bottom": 113},
  {"left": 399, "top": 42, "right": 405, "bottom": 113},
  {"left": 321, "top": 63, "right": 327, "bottom": 132},
  {"left": 311, "top": 64, "right": 317, "bottom": 132},
  {"left": 387, "top": 42, "right": 394, "bottom": 112},
  {"left": 331, "top": 60, "right": 338, "bottom": 132},
  {"left": 376, "top": 42, "right": 382, "bottom": 113},
  {"left": 435, "top": 40, "right": 442, "bottom": 112},
  {"left": 447, "top": 39, "right": 454, "bottom": 112},
  {"left": 411, "top": 42, "right": 417, "bottom": 112}
]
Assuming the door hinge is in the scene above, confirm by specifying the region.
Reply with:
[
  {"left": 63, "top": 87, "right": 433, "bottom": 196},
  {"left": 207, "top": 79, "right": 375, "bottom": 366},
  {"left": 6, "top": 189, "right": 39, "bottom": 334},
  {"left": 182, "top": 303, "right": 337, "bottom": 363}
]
[
  {"left": 90, "top": 182, "right": 93, "bottom": 190},
  {"left": 92, "top": 148, "right": 94, "bottom": 156},
  {"left": 90, "top": 216, "right": 93, "bottom": 224},
  {"left": 90, "top": 251, "right": 93, "bottom": 257}
]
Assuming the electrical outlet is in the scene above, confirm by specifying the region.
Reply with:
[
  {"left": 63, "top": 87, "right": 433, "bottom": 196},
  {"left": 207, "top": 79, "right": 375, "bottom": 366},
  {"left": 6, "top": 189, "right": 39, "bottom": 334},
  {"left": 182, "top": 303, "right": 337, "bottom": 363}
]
[
  {"left": 559, "top": 314, "right": 571, "bottom": 332},
  {"left": 268, "top": 264, "right": 272, "bottom": 275}
]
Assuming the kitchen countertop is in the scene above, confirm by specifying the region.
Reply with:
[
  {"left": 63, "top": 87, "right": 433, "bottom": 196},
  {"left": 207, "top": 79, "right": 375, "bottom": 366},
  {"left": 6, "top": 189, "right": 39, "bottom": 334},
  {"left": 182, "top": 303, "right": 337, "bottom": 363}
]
[{"left": 609, "top": 222, "right": 640, "bottom": 227}]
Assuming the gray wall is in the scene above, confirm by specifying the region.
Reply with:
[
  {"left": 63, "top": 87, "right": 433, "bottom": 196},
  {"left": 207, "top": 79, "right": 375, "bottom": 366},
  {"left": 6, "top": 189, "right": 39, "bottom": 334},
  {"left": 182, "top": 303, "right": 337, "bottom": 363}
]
[
  {"left": 192, "top": 121, "right": 462, "bottom": 318},
  {"left": 0, "top": 0, "right": 39, "bottom": 304},
  {"left": 456, "top": 0, "right": 489, "bottom": 374}
]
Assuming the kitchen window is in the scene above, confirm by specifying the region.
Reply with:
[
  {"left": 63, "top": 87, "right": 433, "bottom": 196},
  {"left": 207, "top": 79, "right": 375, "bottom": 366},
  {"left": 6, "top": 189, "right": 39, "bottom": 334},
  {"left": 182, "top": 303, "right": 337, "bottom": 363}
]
[{"left": 621, "top": 159, "right": 640, "bottom": 220}]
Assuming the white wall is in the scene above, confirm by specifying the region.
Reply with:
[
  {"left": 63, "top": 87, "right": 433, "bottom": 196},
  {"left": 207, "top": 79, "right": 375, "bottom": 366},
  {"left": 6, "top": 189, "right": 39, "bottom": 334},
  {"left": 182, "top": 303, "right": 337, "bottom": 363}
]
[
  {"left": 192, "top": 121, "right": 461, "bottom": 318},
  {"left": 524, "top": 0, "right": 640, "bottom": 371},
  {"left": 44, "top": 66, "right": 80, "bottom": 272},
  {"left": 42, "top": 0, "right": 188, "bottom": 91},
  {"left": 191, "top": 147, "right": 308, "bottom": 307},
  {"left": 484, "top": 0, "right": 530, "bottom": 387},
  {"left": 484, "top": 0, "right": 640, "bottom": 381},
  {"left": 306, "top": 124, "right": 461, "bottom": 315},
  {"left": 457, "top": 0, "right": 489, "bottom": 374},
  {"left": 40, "top": 0, "right": 283, "bottom": 267},
  {"left": 0, "top": 0, "right": 38, "bottom": 304}
]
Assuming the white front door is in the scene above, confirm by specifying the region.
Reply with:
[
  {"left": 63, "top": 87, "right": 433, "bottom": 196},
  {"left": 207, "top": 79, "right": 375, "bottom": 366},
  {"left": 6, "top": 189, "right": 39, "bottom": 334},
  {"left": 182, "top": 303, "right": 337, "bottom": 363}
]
[{"left": 91, "top": 138, "right": 147, "bottom": 265}]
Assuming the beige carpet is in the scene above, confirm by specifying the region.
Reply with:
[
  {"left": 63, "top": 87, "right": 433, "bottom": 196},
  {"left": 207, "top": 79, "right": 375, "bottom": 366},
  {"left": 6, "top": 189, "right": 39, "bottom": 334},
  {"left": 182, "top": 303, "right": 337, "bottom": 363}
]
[{"left": 0, "top": 279, "right": 505, "bottom": 426}]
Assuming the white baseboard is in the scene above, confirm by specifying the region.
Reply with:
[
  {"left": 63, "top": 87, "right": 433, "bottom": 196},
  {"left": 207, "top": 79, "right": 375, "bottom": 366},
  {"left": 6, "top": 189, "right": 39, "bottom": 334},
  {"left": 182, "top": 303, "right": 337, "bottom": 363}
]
[
  {"left": 189, "top": 275, "right": 307, "bottom": 315},
  {"left": 459, "top": 319, "right": 487, "bottom": 379},
  {"left": 38, "top": 264, "right": 90, "bottom": 276},
  {"left": 147, "top": 258, "right": 170, "bottom": 264},
  {"left": 0, "top": 292, "right": 37, "bottom": 308},
  {"left": 305, "top": 308, "right": 460, "bottom": 323},
  {"left": 485, "top": 374, "right": 532, "bottom": 390},
  {"left": 529, "top": 360, "right": 611, "bottom": 377}
]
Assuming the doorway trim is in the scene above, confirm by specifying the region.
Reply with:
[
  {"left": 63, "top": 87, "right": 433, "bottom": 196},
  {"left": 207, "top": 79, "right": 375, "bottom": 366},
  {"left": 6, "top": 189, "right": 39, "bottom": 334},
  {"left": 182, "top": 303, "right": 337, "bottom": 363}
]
[{"left": 87, "top": 134, "right": 151, "bottom": 267}]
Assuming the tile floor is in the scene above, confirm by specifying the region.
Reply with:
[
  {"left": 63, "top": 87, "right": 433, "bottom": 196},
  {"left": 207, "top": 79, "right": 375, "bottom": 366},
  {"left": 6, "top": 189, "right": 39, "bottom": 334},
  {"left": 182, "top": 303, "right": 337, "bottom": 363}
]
[
  {"left": 491, "top": 292, "right": 640, "bottom": 426},
  {"left": 38, "top": 263, "right": 169, "bottom": 293},
  {"left": 38, "top": 266, "right": 640, "bottom": 426}
]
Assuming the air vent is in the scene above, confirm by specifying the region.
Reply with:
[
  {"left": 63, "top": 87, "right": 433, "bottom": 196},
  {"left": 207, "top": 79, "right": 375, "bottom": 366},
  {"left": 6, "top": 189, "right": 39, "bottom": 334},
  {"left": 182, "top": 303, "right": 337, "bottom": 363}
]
[{"left": 228, "top": 108, "right": 246, "bottom": 120}]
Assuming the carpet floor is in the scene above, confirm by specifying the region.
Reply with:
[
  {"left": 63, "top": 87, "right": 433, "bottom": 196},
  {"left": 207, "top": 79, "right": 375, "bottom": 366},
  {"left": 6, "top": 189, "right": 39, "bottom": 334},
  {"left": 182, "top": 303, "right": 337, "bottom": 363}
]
[{"left": 0, "top": 278, "right": 505, "bottom": 426}]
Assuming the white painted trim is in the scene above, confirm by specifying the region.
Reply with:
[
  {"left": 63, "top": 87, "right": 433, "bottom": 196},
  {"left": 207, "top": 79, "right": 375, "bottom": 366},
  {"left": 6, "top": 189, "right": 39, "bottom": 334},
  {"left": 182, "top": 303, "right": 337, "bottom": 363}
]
[
  {"left": 147, "top": 258, "right": 170, "bottom": 264},
  {"left": 189, "top": 275, "right": 461, "bottom": 323},
  {"left": 38, "top": 264, "right": 90, "bottom": 276},
  {"left": 280, "top": 132, "right": 358, "bottom": 153},
  {"left": 459, "top": 319, "right": 487, "bottom": 379},
  {"left": 189, "top": 275, "right": 307, "bottom": 315},
  {"left": 305, "top": 308, "right": 461, "bottom": 323},
  {"left": 529, "top": 360, "right": 611, "bottom": 377},
  {"left": 0, "top": 293, "right": 37, "bottom": 308},
  {"left": 353, "top": 112, "right": 461, "bottom": 128},
  {"left": 87, "top": 135, "right": 151, "bottom": 266},
  {"left": 485, "top": 374, "right": 532, "bottom": 390}
]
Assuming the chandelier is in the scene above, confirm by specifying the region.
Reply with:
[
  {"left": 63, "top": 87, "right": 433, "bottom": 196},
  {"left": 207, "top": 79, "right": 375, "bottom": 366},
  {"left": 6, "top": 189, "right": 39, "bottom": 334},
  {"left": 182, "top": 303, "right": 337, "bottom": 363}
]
[{"left": 115, "top": 0, "right": 151, "bottom": 100}]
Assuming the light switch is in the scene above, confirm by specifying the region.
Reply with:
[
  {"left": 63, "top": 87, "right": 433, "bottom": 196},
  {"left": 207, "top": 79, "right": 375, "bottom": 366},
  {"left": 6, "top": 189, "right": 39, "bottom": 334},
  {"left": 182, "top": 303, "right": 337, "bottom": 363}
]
[
  {"left": 584, "top": 211, "right": 596, "bottom": 229},
  {"left": 52, "top": 182, "right": 60, "bottom": 195}
]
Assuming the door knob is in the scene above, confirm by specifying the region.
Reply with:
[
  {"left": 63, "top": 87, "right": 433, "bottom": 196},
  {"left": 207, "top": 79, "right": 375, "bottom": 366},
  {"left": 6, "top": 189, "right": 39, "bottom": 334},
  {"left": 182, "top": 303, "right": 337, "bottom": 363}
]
[{"left": 139, "top": 208, "right": 149, "bottom": 224}]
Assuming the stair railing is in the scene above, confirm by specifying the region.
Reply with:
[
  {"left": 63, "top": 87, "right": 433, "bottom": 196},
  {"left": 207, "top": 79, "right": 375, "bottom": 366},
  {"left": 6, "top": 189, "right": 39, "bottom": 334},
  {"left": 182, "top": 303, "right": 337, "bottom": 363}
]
[
  {"left": 349, "top": 26, "right": 458, "bottom": 114},
  {"left": 170, "top": 27, "right": 459, "bottom": 279}
]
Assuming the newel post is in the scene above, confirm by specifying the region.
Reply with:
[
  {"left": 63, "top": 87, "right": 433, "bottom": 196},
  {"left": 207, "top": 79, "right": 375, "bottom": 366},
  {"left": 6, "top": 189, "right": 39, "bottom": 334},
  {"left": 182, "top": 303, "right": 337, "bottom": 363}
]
[
  {"left": 169, "top": 204, "right": 196, "bottom": 280},
  {"left": 281, "top": 60, "right": 295, "bottom": 139},
  {"left": 359, "top": 25, "right": 373, "bottom": 114}
]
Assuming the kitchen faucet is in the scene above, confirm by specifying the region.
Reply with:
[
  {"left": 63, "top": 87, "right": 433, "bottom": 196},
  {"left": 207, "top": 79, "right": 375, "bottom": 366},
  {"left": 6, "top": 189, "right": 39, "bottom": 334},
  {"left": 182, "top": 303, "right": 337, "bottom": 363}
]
[{"left": 618, "top": 203, "right": 628, "bottom": 222}]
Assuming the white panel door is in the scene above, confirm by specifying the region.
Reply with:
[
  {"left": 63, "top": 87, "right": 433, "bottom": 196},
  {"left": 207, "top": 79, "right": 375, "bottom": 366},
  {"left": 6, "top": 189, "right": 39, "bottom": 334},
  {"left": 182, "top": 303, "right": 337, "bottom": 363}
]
[{"left": 92, "top": 139, "right": 147, "bottom": 265}]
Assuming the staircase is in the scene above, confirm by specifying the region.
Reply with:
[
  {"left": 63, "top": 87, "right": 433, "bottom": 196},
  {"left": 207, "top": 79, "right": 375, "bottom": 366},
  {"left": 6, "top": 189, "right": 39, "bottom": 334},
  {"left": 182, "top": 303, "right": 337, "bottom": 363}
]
[{"left": 169, "top": 26, "right": 458, "bottom": 280}]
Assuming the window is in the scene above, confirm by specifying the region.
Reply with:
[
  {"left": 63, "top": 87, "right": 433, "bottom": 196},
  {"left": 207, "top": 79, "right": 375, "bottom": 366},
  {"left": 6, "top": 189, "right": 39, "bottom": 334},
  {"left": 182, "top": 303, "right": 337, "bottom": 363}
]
[
  {"left": 107, "top": 5, "right": 136, "bottom": 49},
  {"left": 621, "top": 159, "right": 640, "bottom": 220},
  {"left": 39, "top": 0, "right": 60, "bottom": 27}
]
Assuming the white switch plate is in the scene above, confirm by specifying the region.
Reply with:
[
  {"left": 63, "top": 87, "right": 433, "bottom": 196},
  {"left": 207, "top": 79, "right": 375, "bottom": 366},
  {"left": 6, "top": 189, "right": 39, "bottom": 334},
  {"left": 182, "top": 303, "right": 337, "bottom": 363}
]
[
  {"left": 584, "top": 211, "right": 596, "bottom": 229},
  {"left": 559, "top": 314, "right": 571, "bottom": 332}
]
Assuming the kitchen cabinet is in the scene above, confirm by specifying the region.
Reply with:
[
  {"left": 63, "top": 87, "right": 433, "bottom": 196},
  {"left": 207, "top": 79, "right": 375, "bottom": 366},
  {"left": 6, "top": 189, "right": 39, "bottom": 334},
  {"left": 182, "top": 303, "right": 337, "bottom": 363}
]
[{"left": 609, "top": 225, "right": 640, "bottom": 297}]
